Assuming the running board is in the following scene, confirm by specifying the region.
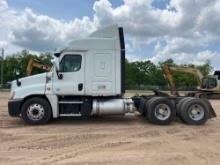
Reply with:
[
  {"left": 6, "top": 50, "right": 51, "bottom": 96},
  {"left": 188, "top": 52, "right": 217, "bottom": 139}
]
[{"left": 59, "top": 114, "right": 82, "bottom": 117}]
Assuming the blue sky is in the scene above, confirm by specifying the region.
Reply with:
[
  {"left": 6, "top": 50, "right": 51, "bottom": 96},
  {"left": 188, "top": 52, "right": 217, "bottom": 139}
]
[
  {"left": 7, "top": 0, "right": 124, "bottom": 20},
  {"left": 1, "top": 0, "right": 220, "bottom": 70},
  {"left": 7, "top": 0, "right": 169, "bottom": 19}
]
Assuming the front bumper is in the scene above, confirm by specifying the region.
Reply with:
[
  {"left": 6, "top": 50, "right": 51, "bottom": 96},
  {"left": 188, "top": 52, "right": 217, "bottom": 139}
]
[{"left": 8, "top": 99, "right": 23, "bottom": 117}]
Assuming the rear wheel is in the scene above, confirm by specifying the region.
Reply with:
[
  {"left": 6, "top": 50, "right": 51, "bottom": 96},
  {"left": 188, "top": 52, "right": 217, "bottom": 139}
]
[
  {"left": 146, "top": 97, "right": 176, "bottom": 125},
  {"left": 21, "top": 97, "right": 52, "bottom": 125},
  {"left": 176, "top": 97, "right": 194, "bottom": 119},
  {"left": 180, "top": 98, "right": 209, "bottom": 125},
  {"left": 176, "top": 97, "right": 192, "bottom": 114}
]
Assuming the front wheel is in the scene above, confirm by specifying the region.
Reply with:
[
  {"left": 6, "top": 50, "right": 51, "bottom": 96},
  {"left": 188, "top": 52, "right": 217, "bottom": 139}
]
[{"left": 21, "top": 97, "right": 52, "bottom": 125}]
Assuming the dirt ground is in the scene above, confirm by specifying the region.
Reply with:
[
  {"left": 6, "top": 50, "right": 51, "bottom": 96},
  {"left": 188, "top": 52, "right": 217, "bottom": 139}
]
[{"left": 1, "top": 92, "right": 220, "bottom": 165}]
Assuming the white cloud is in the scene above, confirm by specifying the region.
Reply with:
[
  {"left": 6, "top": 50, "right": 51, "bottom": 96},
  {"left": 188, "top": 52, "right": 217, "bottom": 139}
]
[
  {"left": 0, "top": 41, "right": 8, "bottom": 48},
  {"left": 92, "top": 0, "right": 220, "bottom": 69},
  {"left": 0, "top": 0, "right": 220, "bottom": 69},
  {"left": 0, "top": 0, "right": 8, "bottom": 14},
  {"left": 10, "top": 8, "right": 96, "bottom": 51},
  {"left": 0, "top": 0, "right": 95, "bottom": 51},
  {"left": 151, "top": 46, "right": 220, "bottom": 66}
]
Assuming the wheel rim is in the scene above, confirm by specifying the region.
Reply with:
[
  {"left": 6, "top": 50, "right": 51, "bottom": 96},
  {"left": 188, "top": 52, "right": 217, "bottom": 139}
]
[
  {"left": 27, "top": 104, "right": 45, "bottom": 121},
  {"left": 154, "top": 104, "right": 171, "bottom": 121},
  {"left": 188, "top": 104, "right": 205, "bottom": 121}
]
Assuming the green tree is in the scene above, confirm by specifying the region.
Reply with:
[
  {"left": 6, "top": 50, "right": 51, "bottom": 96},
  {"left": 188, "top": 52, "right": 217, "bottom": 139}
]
[
  {"left": 196, "top": 61, "right": 213, "bottom": 76},
  {"left": 1, "top": 50, "right": 52, "bottom": 84}
]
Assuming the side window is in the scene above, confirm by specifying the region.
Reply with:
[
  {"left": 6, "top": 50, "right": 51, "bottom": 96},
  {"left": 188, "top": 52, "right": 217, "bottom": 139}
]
[{"left": 60, "top": 55, "right": 82, "bottom": 72}]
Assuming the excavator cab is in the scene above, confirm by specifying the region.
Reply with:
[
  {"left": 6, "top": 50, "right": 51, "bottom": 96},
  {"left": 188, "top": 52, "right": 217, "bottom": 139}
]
[{"left": 201, "top": 77, "right": 218, "bottom": 89}]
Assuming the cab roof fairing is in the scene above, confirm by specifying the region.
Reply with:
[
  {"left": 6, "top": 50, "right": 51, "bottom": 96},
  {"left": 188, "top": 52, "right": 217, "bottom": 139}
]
[{"left": 53, "top": 24, "right": 121, "bottom": 57}]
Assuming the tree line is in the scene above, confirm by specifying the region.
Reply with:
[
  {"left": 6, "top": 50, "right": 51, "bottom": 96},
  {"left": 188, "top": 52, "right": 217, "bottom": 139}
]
[
  {"left": 0, "top": 50, "right": 213, "bottom": 90},
  {"left": 125, "top": 58, "right": 212, "bottom": 90},
  {"left": 0, "top": 50, "right": 52, "bottom": 87}
]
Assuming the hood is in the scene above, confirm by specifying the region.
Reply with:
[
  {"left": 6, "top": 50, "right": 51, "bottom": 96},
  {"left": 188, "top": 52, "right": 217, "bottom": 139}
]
[
  {"left": 11, "top": 73, "right": 47, "bottom": 91},
  {"left": 10, "top": 73, "right": 48, "bottom": 99},
  {"left": 20, "top": 73, "right": 47, "bottom": 86}
]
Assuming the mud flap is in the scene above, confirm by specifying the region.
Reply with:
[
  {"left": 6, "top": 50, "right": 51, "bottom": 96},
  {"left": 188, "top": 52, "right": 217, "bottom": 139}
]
[
  {"left": 203, "top": 99, "right": 217, "bottom": 118},
  {"left": 208, "top": 105, "right": 217, "bottom": 118}
]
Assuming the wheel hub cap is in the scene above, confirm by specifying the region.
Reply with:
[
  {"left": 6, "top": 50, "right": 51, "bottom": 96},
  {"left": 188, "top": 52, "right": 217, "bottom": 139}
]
[
  {"left": 188, "top": 104, "right": 205, "bottom": 121},
  {"left": 154, "top": 104, "right": 171, "bottom": 120},
  {"left": 27, "top": 104, "right": 45, "bottom": 121}
]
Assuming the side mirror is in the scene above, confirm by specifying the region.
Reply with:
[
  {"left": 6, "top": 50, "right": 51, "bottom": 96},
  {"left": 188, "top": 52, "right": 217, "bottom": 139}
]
[
  {"left": 15, "top": 70, "right": 21, "bottom": 86},
  {"left": 53, "top": 57, "right": 59, "bottom": 71},
  {"left": 53, "top": 58, "right": 63, "bottom": 80}
]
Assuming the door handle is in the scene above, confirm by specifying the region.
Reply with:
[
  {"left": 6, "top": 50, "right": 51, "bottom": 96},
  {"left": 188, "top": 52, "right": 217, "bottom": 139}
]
[{"left": 78, "top": 83, "right": 83, "bottom": 91}]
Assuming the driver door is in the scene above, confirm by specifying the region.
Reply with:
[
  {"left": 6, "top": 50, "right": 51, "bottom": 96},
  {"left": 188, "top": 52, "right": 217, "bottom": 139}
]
[{"left": 52, "top": 52, "right": 85, "bottom": 95}]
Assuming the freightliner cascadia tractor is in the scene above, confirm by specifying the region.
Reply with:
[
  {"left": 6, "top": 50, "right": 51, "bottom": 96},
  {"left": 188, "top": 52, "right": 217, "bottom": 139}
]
[{"left": 8, "top": 25, "right": 216, "bottom": 125}]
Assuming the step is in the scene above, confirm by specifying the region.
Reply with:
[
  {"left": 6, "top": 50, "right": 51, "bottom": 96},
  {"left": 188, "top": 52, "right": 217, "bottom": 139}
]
[
  {"left": 59, "top": 114, "right": 82, "bottom": 117},
  {"left": 59, "top": 101, "right": 83, "bottom": 104}
]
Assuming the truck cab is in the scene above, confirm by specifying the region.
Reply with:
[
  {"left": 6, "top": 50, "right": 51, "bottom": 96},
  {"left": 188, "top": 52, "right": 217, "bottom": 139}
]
[{"left": 8, "top": 25, "right": 133, "bottom": 124}]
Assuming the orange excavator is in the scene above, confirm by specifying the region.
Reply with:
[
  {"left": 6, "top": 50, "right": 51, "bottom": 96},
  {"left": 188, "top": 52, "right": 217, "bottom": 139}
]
[
  {"left": 162, "top": 64, "right": 220, "bottom": 99},
  {"left": 26, "top": 58, "right": 52, "bottom": 76}
]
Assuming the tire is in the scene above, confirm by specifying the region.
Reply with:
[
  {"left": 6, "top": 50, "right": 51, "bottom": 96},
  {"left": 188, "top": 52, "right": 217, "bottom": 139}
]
[
  {"left": 139, "top": 98, "right": 147, "bottom": 116},
  {"left": 180, "top": 98, "right": 209, "bottom": 125},
  {"left": 144, "top": 97, "right": 159, "bottom": 120},
  {"left": 176, "top": 97, "right": 193, "bottom": 115},
  {"left": 21, "top": 97, "right": 52, "bottom": 125},
  {"left": 146, "top": 97, "right": 176, "bottom": 125}
]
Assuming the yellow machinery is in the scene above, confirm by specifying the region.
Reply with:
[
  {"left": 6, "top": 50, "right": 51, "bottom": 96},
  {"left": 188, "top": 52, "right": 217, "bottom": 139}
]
[
  {"left": 162, "top": 64, "right": 220, "bottom": 99},
  {"left": 26, "top": 58, "right": 52, "bottom": 76}
]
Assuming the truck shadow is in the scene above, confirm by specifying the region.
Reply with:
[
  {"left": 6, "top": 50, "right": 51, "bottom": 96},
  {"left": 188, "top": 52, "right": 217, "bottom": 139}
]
[
  {"left": 49, "top": 115, "right": 184, "bottom": 126},
  {"left": 50, "top": 115, "right": 147, "bottom": 125},
  {"left": 5, "top": 115, "right": 185, "bottom": 128}
]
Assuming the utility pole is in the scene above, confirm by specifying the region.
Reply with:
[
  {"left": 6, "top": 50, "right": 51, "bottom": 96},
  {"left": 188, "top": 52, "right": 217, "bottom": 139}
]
[{"left": 1, "top": 48, "right": 4, "bottom": 88}]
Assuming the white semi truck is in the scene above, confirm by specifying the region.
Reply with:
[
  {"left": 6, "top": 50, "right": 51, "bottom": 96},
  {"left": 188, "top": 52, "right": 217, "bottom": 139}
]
[{"left": 8, "top": 25, "right": 216, "bottom": 125}]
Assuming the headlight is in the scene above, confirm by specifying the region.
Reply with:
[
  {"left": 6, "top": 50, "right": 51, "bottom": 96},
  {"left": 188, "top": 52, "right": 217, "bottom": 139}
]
[{"left": 9, "top": 91, "right": 15, "bottom": 100}]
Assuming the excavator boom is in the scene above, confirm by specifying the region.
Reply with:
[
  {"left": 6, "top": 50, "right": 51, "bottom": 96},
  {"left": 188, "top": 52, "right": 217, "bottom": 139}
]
[
  {"left": 162, "top": 64, "right": 179, "bottom": 96},
  {"left": 162, "top": 64, "right": 204, "bottom": 96},
  {"left": 169, "top": 66, "right": 204, "bottom": 86},
  {"left": 26, "top": 58, "right": 52, "bottom": 76}
]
